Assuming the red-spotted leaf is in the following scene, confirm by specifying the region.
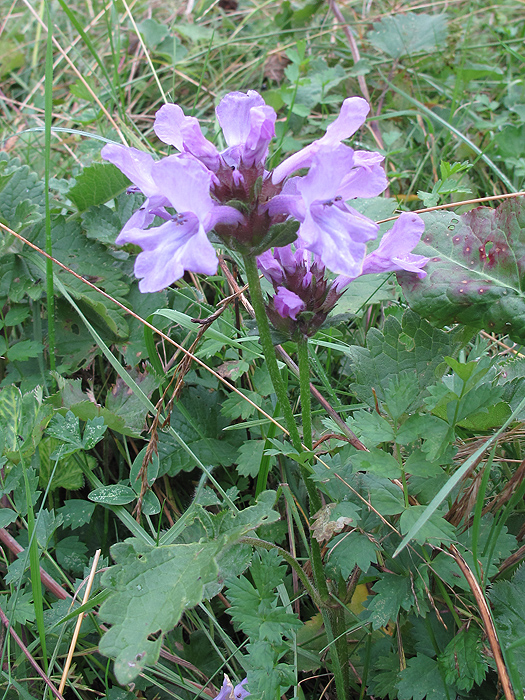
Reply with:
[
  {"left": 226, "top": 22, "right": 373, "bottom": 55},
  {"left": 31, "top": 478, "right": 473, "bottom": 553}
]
[{"left": 397, "top": 199, "right": 525, "bottom": 343}]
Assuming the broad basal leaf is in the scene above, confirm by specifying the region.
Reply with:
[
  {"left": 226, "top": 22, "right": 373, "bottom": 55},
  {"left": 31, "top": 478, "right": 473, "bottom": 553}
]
[
  {"left": 68, "top": 162, "right": 131, "bottom": 212},
  {"left": 368, "top": 12, "right": 448, "bottom": 59},
  {"left": 398, "top": 199, "right": 525, "bottom": 344},
  {"left": 99, "top": 538, "right": 219, "bottom": 684}
]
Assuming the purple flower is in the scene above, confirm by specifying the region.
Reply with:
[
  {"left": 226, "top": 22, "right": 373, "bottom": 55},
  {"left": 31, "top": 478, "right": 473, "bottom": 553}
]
[
  {"left": 108, "top": 153, "right": 243, "bottom": 292},
  {"left": 213, "top": 675, "right": 249, "bottom": 700},
  {"left": 257, "top": 212, "right": 428, "bottom": 335},
  {"left": 332, "top": 212, "right": 429, "bottom": 294},
  {"left": 102, "top": 91, "right": 393, "bottom": 292},
  {"left": 154, "top": 91, "right": 276, "bottom": 171},
  {"left": 272, "top": 96, "right": 371, "bottom": 183},
  {"left": 274, "top": 287, "right": 306, "bottom": 320},
  {"left": 257, "top": 241, "right": 331, "bottom": 336},
  {"left": 269, "top": 145, "right": 382, "bottom": 278},
  {"left": 153, "top": 104, "right": 221, "bottom": 171},
  {"left": 101, "top": 143, "right": 170, "bottom": 236}
]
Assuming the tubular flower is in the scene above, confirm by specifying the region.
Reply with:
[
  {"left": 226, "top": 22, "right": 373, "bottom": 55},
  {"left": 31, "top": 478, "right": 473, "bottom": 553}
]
[
  {"left": 213, "top": 676, "right": 249, "bottom": 700},
  {"left": 258, "top": 212, "right": 429, "bottom": 338},
  {"left": 102, "top": 90, "right": 394, "bottom": 292}
]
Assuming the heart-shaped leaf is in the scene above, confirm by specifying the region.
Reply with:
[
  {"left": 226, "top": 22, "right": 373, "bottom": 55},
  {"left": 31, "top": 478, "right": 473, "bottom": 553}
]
[{"left": 397, "top": 199, "right": 525, "bottom": 343}]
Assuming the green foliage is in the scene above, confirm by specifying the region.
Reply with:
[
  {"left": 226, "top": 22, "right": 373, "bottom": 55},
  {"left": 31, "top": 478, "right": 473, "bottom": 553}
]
[
  {"left": 367, "top": 13, "right": 449, "bottom": 59},
  {"left": 398, "top": 199, "right": 525, "bottom": 344},
  {"left": 226, "top": 550, "right": 302, "bottom": 700},
  {"left": 3, "top": 1, "right": 525, "bottom": 698},
  {"left": 99, "top": 538, "right": 220, "bottom": 684},
  {"left": 490, "top": 566, "right": 525, "bottom": 688},
  {"left": 439, "top": 627, "right": 487, "bottom": 691},
  {"left": 396, "top": 654, "right": 451, "bottom": 700},
  {"left": 344, "top": 309, "right": 465, "bottom": 410},
  {"left": 68, "top": 162, "right": 131, "bottom": 212}
]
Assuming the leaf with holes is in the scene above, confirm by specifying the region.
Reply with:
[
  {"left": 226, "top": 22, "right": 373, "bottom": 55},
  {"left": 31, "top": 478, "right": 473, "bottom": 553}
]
[
  {"left": 99, "top": 539, "right": 219, "bottom": 684},
  {"left": 397, "top": 199, "right": 525, "bottom": 344}
]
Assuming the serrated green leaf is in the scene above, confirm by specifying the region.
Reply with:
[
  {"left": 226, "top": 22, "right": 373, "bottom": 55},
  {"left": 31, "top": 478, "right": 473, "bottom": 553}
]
[
  {"left": 105, "top": 372, "right": 157, "bottom": 436},
  {"left": 363, "top": 574, "right": 413, "bottom": 630},
  {"left": 0, "top": 153, "right": 44, "bottom": 230},
  {"left": 0, "top": 385, "right": 50, "bottom": 460},
  {"left": 396, "top": 654, "right": 451, "bottom": 700},
  {"left": 352, "top": 447, "right": 402, "bottom": 478},
  {"left": 326, "top": 531, "right": 378, "bottom": 577},
  {"left": 68, "top": 162, "right": 131, "bottom": 212},
  {"left": 38, "top": 436, "right": 90, "bottom": 491},
  {"left": 81, "top": 204, "right": 122, "bottom": 244},
  {"left": 27, "top": 218, "right": 130, "bottom": 338},
  {"left": 399, "top": 507, "right": 455, "bottom": 545},
  {"left": 398, "top": 200, "right": 525, "bottom": 345},
  {"left": 221, "top": 389, "right": 263, "bottom": 421},
  {"left": 345, "top": 310, "right": 465, "bottom": 411},
  {"left": 0, "top": 385, "right": 22, "bottom": 453},
  {"left": 99, "top": 538, "right": 219, "bottom": 683},
  {"left": 347, "top": 410, "right": 394, "bottom": 445},
  {"left": 236, "top": 440, "right": 267, "bottom": 477},
  {"left": 55, "top": 535, "right": 88, "bottom": 575},
  {"left": 0, "top": 508, "right": 18, "bottom": 528},
  {"left": 439, "top": 627, "right": 487, "bottom": 691},
  {"left": 57, "top": 499, "right": 96, "bottom": 529},
  {"left": 490, "top": 566, "right": 525, "bottom": 686},
  {"left": 46, "top": 411, "right": 83, "bottom": 450}
]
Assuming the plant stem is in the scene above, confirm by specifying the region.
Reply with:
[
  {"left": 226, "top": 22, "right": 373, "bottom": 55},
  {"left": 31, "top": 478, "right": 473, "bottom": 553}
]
[
  {"left": 242, "top": 255, "right": 302, "bottom": 451},
  {"left": 243, "top": 256, "right": 348, "bottom": 699},
  {"left": 44, "top": 0, "right": 56, "bottom": 378},
  {"left": 297, "top": 335, "right": 312, "bottom": 451}
]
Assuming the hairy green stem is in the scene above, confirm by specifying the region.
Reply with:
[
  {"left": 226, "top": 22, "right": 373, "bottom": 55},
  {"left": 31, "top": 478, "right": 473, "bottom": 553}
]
[
  {"left": 44, "top": 0, "right": 56, "bottom": 377},
  {"left": 242, "top": 255, "right": 302, "bottom": 451},
  {"left": 297, "top": 336, "right": 312, "bottom": 451},
  {"left": 243, "top": 256, "right": 348, "bottom": 698}
]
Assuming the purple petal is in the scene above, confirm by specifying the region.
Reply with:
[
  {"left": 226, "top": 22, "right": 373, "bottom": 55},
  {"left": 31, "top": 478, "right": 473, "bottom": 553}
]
[
  {"left": 300, "top": 201, "right": 378, "bottom": 278},
  {"left": 338, "top": 151, "right": 388, "bottom": 199},
  {"left": 272, "top": 96, "right": 370, "bottom": 183},
  {"left": 207, "top": 204, "right": 246, "bottom": 230},
  {"left": 154, "top": 104, "right": 220, "bottom": 169},
  {"left": 361, "top": 212, "right": 429, "bottom": 277},
  {"left": 257, "top": 249, "right": 285, "bottom": 284},
  {"left": 130, "top": 217, "right": 218, "bottom": 292},
  {"left": 323, "top": 96, "right": 370, "bottom": 144},
  {"left": 216, "top": 91, "right": 276, "bottom": 166},
  {"left": 213, "top": 675, "right": 250, "bottom": 700},
  {"left": 115, "top": 205, "right": 156, "bottom": 244},
  {"left": 274, "top": 287, "right": 306, "bottom": 320},
  {"left": 151, "top": 155, "right": 215, "bottom": 222},
  {"left": 233, "top": 679, "right": 250, "bottom": 700},
  {"left": 101, "top": 144, "right": 158, "bottom": 198},
  {"left": 295, "top": 144, "right": 356, "bottom": 206}
]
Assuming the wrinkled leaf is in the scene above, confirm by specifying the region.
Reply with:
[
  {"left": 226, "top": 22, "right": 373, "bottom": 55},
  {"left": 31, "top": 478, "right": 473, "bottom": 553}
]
[
  {"left": 99, "top": 539, "right": 219, "bottom": 683},
  {"left": 398, "top": 200, "right": 525, "bottom": 344}
]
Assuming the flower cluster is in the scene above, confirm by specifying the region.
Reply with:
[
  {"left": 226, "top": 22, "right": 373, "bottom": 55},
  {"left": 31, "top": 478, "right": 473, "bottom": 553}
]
[
  {"left": 257, "top": 212, "right": 428, "bottom": 339},
  {"left": 102, "top": 91, "right": 398, "bottom": 293}
]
